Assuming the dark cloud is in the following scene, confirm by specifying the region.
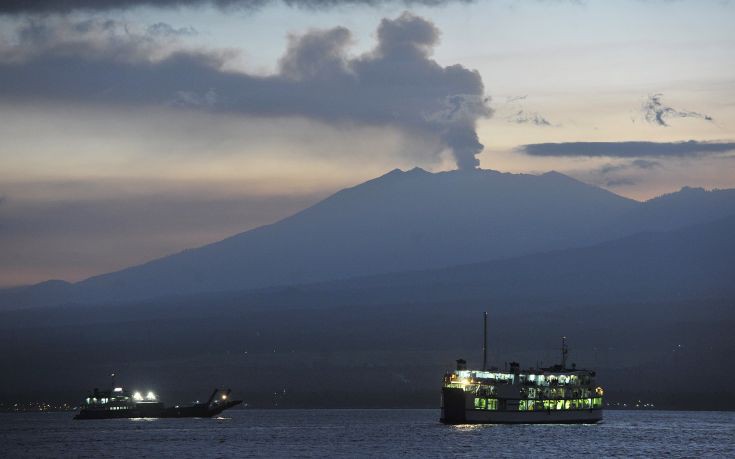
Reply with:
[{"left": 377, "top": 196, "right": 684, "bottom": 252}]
[
  {"left": 3, "top": 18, "right": 185, "bottom": 63},
  {"left": 595, "top": 159, "right": 661, "bottom": 187},
  {"left": 518, "top": 141, "right": 735, "bottom": 158},
  {"left": 500, "top": 94, "right": 555, "bottom": 127},
  {"left": 629, "top": 158, "right": 660, "bottom": 169},
  {"left": 598, "top": 159, "right": 660, "bottom": 175},
  {"left": 642, "top": 93, "right": 714, "bottom": 127},
  {"left": 507, "top": 110, "right": 552, "bottom": 126},
  {"left": 0, "top": 13, "right": 491, "bottom": 169},
  {"left": 604, "top": 177, "right": 637, "bottom": 187},
  {"left": 0, "top": 0, "right": 471, "bottom": 15},
  {"left": 569, "top": 158, "right": 663, "bottom": 189},
  {"left": 146, "top": 22, "right": 198, "bottom": 37}
]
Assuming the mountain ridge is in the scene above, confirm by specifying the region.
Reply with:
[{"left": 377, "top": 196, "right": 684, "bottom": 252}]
[{"left": 2, "top": 168, "right": 734, "bottom": 309}]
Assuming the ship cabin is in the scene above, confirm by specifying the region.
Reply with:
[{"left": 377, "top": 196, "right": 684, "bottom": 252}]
[
  {"left": 443, "top": 360, "right": 604, "bottom": 412},
  {"left": 82, "top": 386, "right": 161, "bottom": 412}
]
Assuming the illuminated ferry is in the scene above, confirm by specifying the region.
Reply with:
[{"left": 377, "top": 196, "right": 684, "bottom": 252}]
[
  {"left": 74, "top": 382, "right": 241, "bottom": 420},
  {"left": 440, "top": 313, "right": 603, "bottom": 424}
]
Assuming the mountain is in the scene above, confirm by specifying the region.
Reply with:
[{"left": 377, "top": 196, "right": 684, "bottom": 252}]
[
  {"left": 0, "top": 168, "right": 638, "bottom": 307},
  {"left": 607, "top": 186, "right": 735, "bottom": 237},
  {"left": 2, "top": 168, "right": 735, "bottom": 309},
  {"left": 291, "top": 213, "right": 735, "bottom": 306},
  {"left": 1, "top": 216, "right": 733, "bottom": 408}
]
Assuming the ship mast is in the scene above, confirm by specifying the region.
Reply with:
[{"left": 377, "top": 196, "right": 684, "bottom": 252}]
[
  {"left": 561, "top": 336, "right": 568, "bottom": 369},
  {"left": 482, "top": 311, "right": 488, "bottom": 371}
]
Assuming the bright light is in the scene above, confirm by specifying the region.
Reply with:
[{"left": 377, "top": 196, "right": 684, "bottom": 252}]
[
  {"left": 113, "top": 387, "right": 123, "bottom": 393},
  {"left": 133, "top": 392, "right": 143, "bottom": 401},
  {"left": 221, "top": 394, "right": 227, "bottom": 400},
  {"left": 146, "top": 391, "right": 156, "bottom": 401}
]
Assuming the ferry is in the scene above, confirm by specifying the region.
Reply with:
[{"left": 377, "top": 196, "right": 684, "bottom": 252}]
[
  {"left": 440, "top": 312, "right": 603, "bottom": 424},
  {"left": 74, "top": 383, "right": 242, "bottom": 420}
]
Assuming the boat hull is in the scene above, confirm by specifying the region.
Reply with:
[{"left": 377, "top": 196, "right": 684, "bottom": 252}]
[
  {"left": 440, "top": 387, "right": 602, "bottom": 425},
  {"left": 73, "top": 400, "right": 242, "bottom": 420}
]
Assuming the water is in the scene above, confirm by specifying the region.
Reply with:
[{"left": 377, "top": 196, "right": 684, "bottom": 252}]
[{"left": 1, "top": 410, "right": 733, "bottom": 458}]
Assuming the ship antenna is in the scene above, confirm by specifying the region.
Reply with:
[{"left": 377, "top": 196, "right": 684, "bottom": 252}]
[
  {"left": 561, "top": 337, "right": 568, "bottom": 369},
  {"left": 482, "top": 311, "right": 488, "bottom": 371}
]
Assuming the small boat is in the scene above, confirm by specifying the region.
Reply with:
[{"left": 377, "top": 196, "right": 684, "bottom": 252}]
[
  {"left": 73, "top": 385, "right": 242, "bottom": 420},
  {"left": 440, "top": 312, "right": 603, "bottom": 424}
]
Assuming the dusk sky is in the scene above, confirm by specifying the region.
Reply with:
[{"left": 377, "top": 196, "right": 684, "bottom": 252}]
[{"left": 1, "top": 0, "right": 734, "bottom": 287}]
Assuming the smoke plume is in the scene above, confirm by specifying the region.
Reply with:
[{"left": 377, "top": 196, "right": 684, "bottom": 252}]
[{"left": 0, "top": 14, "right": 492, "bottom": 169}]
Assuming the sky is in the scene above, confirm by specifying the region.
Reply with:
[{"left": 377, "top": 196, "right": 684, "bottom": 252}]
[{"left": 0, "top": 0, "right": 734, "bottom": 287}]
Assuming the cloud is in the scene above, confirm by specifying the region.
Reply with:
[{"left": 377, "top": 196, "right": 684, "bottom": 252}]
[
  {"left": 507, "top": 110, "right": 552, "bottom": 126},
  {"left": 146, "top": 22, "right": 198, "bottom": 37},
  {"left": 641, "top": 93, "right": 714, "bottom": 127},
  {"left": 1, "top": 18, "right": 190, "bottom": 63},
  {"left": 594, "top": 159, "right": 661, "bottom": 187},
  {"left": 0, "top": 0, "right": 472, "bottom": 15},
  {"left": 498, "top": 94, "right": 555, "bottom": 127},
  {"left": 598, "top": 159, "right": 660, "bottom": 175},
  {"left": 518, "top": 141, "right": 735, "bottom": 158},
  {"left": 628, "top": 158, "right": 660, "bottom": 169},
  {"left": 603, "top": 177, "right": 637, "bottom": 187},
  {"left": 0, "top": 13, "right": 491, "bottom": 169},
  {"left": 505, "top": 94, "right": 527, "bottom": 103}
]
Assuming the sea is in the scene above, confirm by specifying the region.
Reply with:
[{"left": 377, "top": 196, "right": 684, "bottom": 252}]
[{"left": 1, "top": 409, "right": 733, "bottom": 458}]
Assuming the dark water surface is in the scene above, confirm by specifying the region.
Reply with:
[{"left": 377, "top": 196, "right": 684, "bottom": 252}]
[{"left": 1, "top": 409, "right": 733, "bottom": 458}]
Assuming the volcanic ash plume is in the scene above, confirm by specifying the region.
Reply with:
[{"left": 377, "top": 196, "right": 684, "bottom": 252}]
[{"left": 0, "top": 12, "right": 493, "bottom": 168}]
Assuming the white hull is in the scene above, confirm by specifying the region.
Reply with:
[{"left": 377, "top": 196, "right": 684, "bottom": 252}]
[{"left": 441, "top": 387, "right": 603, "bottom": 424}]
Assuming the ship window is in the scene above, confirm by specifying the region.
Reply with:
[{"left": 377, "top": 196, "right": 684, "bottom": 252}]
[{"left": 519, "top": 400, "right": 538, "bottom": 411}]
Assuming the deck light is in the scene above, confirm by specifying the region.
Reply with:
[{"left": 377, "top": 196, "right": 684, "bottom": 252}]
[
  {"left": 146, "top": 391, "right": 157, "bottom": 401},
  {"left": 133, "top": 392, "right": 143, "bottom": 401}
]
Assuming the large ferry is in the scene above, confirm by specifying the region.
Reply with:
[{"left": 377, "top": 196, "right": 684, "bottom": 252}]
[
  {"left": 441, "top": 313, "right": 603, "bottom": 424},
  {"left": 74, "top": 384, "right": 242, "bottom": 420}
]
